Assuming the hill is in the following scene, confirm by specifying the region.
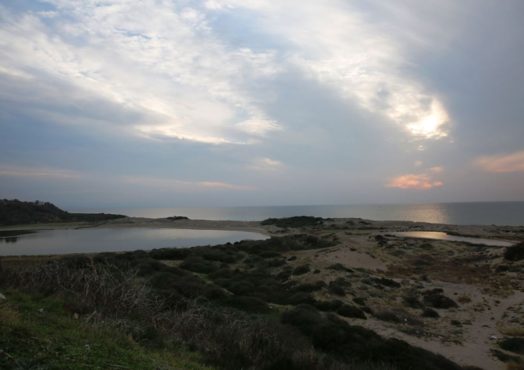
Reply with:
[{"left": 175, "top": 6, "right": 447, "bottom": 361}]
[{"left": 0, "top": 199, "right": 126, "bottom": 225}]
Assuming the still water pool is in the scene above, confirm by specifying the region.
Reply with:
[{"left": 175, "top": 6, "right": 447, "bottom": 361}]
[
  {"left": 0, "top": 227, "right": 268, "bottom": 256},
  {"left": 392, "top": 231, "right": 514, "bottom": 247}
]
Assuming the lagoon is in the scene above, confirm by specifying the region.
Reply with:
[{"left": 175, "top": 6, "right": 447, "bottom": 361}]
[
  {"left": 0, "top": 227, "right": 268, "bottom": 256},
  {"left": 392, "top": 231, "right": 514, "bottom": 247}
]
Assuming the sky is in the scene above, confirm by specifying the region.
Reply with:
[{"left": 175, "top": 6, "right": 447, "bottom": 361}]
[{"left": 1, "top": 0, "right": 523, "bottom": 209}]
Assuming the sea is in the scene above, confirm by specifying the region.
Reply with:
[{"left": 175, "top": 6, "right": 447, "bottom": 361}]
[{"left": 97, "top": 202, "right": 524, "bottom": 226}]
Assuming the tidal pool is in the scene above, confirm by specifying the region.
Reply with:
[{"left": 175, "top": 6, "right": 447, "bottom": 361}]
[
  {"left": 0, "top": 227, "right": 268, "bottom": 256},
  {"left": 392, "top": 231, "right": 514, "bottom": 247}
]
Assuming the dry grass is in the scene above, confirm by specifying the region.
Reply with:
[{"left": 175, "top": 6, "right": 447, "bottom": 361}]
[{"left": 499, "top": 326, "right": 524, "bottom": 337}]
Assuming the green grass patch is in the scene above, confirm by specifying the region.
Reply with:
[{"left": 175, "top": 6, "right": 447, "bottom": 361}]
[{"left": 0, "top": 291, "right": 212, "bottom": 370}]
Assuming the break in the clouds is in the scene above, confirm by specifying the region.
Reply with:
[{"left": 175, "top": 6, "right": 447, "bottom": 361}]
[{"left": 1, "top": 0, "right": 524, "bottom": 207}]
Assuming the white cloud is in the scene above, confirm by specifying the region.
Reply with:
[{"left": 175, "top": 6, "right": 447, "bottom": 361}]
[
  {"left": 236, "top": 118, "right": 282, "bottom": 137},
  {"left": 122, "top": 175, "right": 255, "bottom": 191},
  {"left": 208, "top": 0, "right": 450, "bottom": 140},
  {"left": 0, "top": 165, "right": 82, "bottom": 180},
  {"left": 0, "top": 164, "right": 254, "bottom": 191},
  {"left": 249, "top": 157, "right": 285, "bottom": 172},
  {"left": 0, "top": 1, "right": 451, "bottom": 146},
  {"left": 475, "top": 150, "right": 524, "bottom": 173},
  {"left": 0, "top": 2, "right": 281, "bottom": 144}
]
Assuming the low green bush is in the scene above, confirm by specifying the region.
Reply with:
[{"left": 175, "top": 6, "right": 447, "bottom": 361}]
[
  {"left": 422, "top": 290, "right": 458, "bottom": 309},
  {"left": 220, "top": 295, "right": 270, "bottom": 314},
  {"left": 261, "top": 216, "right": 324, "bottom": 228},
  {"left": 504, "top": 242, "right": 524, "bottom": 261},
  {"left": 180, "top": 256, "right": 217, "bottom": 274},
  {"left": 499, "top": 337, "right": 524, "bottom": 355},
  {"left": 292, "top": 264, "right": 311, "bottom": 275},
  {"left": 337, "top": 304, "right": 366, "bottom": 319}
]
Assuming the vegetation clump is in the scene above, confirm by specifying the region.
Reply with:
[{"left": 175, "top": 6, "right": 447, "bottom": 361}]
[
  {"left": 292, "top": 264, "right": 311, "bottom": 275},
  {"left": 422, "top": 290, "right": 458, "bottom": 309},
  {"left": 0, "top": 199, "right": 126, "bottom": 225},
  {"left": 499, "top": 337, "right": 524, "bottom": 355},
  {"left": 337, "top": 304, "right": 366, "bottom": 319},
  {"left": 282, "top": 305, "right": 461, "bottom": 370},
  {"left": 166, "top": 216, "right": 189, "bottom": 220},
  {"left": 261, "top": 216, "right": 324, "bottom": 228},
  {"left": 504, "top": 242, "right": 524, "bottom": 261}
]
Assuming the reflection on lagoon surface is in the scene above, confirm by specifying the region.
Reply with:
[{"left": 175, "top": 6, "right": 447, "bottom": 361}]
[
  {"left": 0, "top": 228, "right": 268, "bottom": 256},
  {"left": 392, "top": 231, "right": 515, "bottom": 247}
]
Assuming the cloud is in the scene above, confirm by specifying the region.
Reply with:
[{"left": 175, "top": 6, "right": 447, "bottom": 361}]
[
  {"left": 0, "top": 2, "right": 281, "bottom": 144},
  {"left": 0, "top": 165, "right": 82, "bottom": 180},
  {"left": 236, "top": 118, "right": 282, "bottom": 138},
  {"left": 429, "top": 166, "right": 444, "bottom": 174},
  {"left": 475, "top": 150, "right": 524, "bottom": 173},
  {"left": 207, "top": 1, "right": 450, "bottom": 140},
  {"left": 120, "top": 176, "right": 255, "bottom": 191},
  {"left": 387, "top": 166, "right": 444, "bottom": 190},
  {"left": 249, "top": 157, "right": 285, "bottom": 171},
  {"left": 0, "top": 164, "right": 254, "bottom": 191}
]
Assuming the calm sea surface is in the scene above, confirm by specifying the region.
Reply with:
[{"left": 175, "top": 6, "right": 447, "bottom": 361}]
[
  {"left": 0, "top": 228, "right": 268, "bottom": 256},
  {"left": 102, "top": 202, "right": 524, "bottom": 226}
]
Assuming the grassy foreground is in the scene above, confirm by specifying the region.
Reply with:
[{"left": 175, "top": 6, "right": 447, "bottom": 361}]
[
  {"left": 0, "top": 291, "right": 211, "bottom": 370},
  {"left": 0, "top": 232, "right": 467, "bottom": 370}
]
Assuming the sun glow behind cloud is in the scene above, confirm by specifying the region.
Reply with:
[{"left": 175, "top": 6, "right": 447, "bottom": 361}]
[
  {"left": 0, "top": 0, "right": 452, "bottom": 148},
  {"left": 207, "top": 0, "right": 451, "bottom": 140}
]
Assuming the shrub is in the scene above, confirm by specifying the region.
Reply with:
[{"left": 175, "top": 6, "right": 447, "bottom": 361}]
[
  {"left": 504, "top": 242, "right": 524, "bottom": 261},
  {"left": 261, "top": 216, "right": 324, "bottom": 228},
  {"left": 327, "top": 263, "right": 353, "bottom": 273},
  {"left": 292, "top": 264, "right": 311, "bottom": 275},
  {"left": 314, "top": 300, "right": 344, "bottom": 312},
  {"left": 421, "top": 308, "right": 440, "bottom": 318},
  {"left": 422, "top": 290, "right": 458, "bottom": 309},
  {"left": 220, "top": 296, "right": 270, "bottom": 314},
  {"left": 295, "top": 281, "right": 326, "bottom": 292},
  {"left": 403, "top": 293, "right": 423, "bottom": 309},
  {"left": 281, "top": 305, "right": 324, "bottom": 336},
  {"left": 227, "top": 281, "right": 255, "bottom": 295},
  {"left": 499, "top": 337, "right": 524, "bottom": 355},
  {"left": 149, "top": 248, "right": 189, "bottom": 260},
  {"left": 371, "top": 277, "right": 401, "bottom": 288},
  {"left": 258, "top": 251, "right": 281, "bottom": 258},
  {"left": 267, "top": 258, "right": 286, "bottom": 267},
  {"left": 337, "top": 304, "right": 366, "bottom": 319},
  {"left": 328, "top": 278, "right": 350, "bottom": 296},
  {"left": 287, "top": 292, "right": 317, "bottom": 306},
  {"left": 180, "top": 256, "right": 217, "bottom": 274},
  {"left": 283, "top": 306, "right": 461, "bottom": 370},
  {"left": 375, "top": 310, "right": 402, "bottom": 323}
]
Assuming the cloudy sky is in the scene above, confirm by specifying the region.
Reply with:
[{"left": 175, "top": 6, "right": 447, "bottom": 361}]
[{"left": 1, "top": 0, "right": 523, "bottom": 209}]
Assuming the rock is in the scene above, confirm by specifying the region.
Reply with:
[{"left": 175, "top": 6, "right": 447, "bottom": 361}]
[{"left": 0, "top": 292, "right": 6, "bottom": 302}]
